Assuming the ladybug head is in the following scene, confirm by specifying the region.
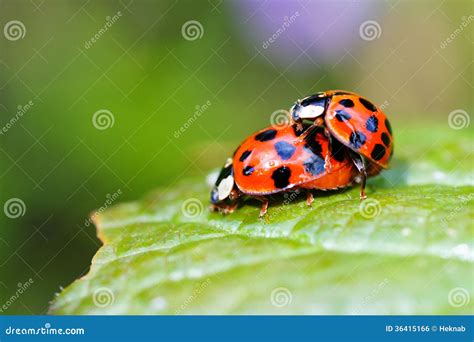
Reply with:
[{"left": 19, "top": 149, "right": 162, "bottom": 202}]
[
  {"left": 210, "top": 158, "right": 238, "bottom": 205},
  {"left": 290, "top": 92, "right": 329, "bottom": 122}
]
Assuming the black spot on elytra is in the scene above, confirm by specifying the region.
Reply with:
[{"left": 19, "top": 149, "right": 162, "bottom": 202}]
[
  {"left": 339, "top": 99, "right": 354, "bottom": 108},
  {"left": 359, "top": 97, "right": 377, "bottom": 112},
  {"left": 366, "top": 115, "right": 378, "bottom": 133},
  {"left": 304, "top": 155, "right": 325, "bottom": 176},
  {"left": 349, "top": 131, "right": 367, "bottom": 149},
  {"left": 385, "top": 118, "right": 393, "bottom": 135},
  {"left": 243, "top": 166, "right": 254, "bottom": 176},
  {"left": 274, "top": 141, "right": 296, "bottom": 160},
  {"left": 371, "top": 144, "right": 386, "bottom": 161},
  {"left": 330, "top": 138, "right": 346, "bottom": 162},
  {"left": 271, "top": 166, "right": 291, "bottom": 188},
  {"left": 304, "top": 142, "right": 323, "bottom": 158},
  {"left": 335, "top": 110, "right": 352, "bottom": 122},
  {"left": 239, "top": 150, "right": 252, "bottom": 162},
  {"left": 255, "top": 129, "right": 277, "bottom": 142},
  {"left": 381, "top": 132, "right": 391, "bottom": 147}
]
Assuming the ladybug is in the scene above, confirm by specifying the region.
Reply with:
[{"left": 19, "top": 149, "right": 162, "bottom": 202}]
[
  {"left": 290, "top": 90, "right": 393, "bottom": 198},
  {"left": 210, "top": 124, "right": 381, "bottom": 217}
]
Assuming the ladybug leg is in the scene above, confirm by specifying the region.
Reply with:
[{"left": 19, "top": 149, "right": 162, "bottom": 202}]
[
  {"left": 306, "top": 191, "right": 314, "bottom": 206},
  {"left": 315, "top": 120, "right": 333, "bottom": 172},
  {"left": 229, "top": 188, "right": 241, "bottom": 201},
  {"left": 295, "top": 121, "right": 304, "bottom": 132},
  {"left": 210, "top": 202, "right": 239, "bottom": 215},
  {"left": 349, "top": 152, "right": 368, "bottom": 200},
  {"left": 295, "top": 122, "right": 320, "bottom": 142},
  {"left": 296, "top": 117, "right": 325, "bottom": 141},
  {"left": 253, "top": 196, "right": 269, "bottom": 218},
  {"left": 298, "top": 118, "right": 332, "bottom": 171},
  {"left": 323, "top": 128, "right": 333, "bottom": 172},
  {"left": 210, "top": 188, "right": 242, "bottom": 215},
  {"left": 225, "top": 189, "right": 242, "bottom": 213}
]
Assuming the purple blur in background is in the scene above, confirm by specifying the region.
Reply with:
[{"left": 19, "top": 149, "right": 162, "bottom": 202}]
[{"left": 232, "top": 0, "right": 383, "bottom": 69}]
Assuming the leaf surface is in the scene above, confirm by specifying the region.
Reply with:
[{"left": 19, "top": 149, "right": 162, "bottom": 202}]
[{"left": 50, "top": 126, "right": 473, "bottom": 314}]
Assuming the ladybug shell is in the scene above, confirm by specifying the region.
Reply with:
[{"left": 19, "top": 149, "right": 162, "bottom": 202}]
[
  {"left": 324, "top": 90, "right": 393, "bottom": 168},
  {"left": 232, "top": 125, "right": 357, "bottom": 195}
]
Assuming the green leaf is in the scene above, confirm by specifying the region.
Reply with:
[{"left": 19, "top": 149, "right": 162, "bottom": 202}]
[{"left": 50, "top": 126, "right": 473, "bottom": 314}]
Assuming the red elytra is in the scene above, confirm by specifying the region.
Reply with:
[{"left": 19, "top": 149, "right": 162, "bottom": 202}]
[
  {"left": 233, "top": 125, "right": 357, "bottom": 195},
  {"left": 210, "top": 124, "right": 382, "bottom": 217},
  {"left": 290, "top": 90, "right": 393, "bottom": 169}
]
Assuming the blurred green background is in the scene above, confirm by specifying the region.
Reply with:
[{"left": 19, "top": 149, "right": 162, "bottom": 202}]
[{"left": 0, "top": 0, "right": 472, "bottom": 314}]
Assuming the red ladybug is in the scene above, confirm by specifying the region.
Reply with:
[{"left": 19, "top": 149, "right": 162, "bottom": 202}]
[
  {"left": 290, "top": 90, "right": 393, "bottom": 198},
  {"left": 210, "top": 124, "right": 381, "bottom": 217}
]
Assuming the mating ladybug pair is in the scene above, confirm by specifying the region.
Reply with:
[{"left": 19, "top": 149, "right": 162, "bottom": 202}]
[{"left": 210, "top": 90, "right": 393, "bottom": 217}]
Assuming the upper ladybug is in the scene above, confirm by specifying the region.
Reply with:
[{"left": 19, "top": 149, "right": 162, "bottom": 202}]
[{"left": 290, "top": 90, "right": 393, "bottom": 169}]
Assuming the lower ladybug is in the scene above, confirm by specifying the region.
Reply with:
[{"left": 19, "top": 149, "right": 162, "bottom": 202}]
[
  {"left": 290, "top": 90, "right": 393, "bottom": 198},
  {"left": 210, "top": 124, "right": 381, "bottom": 217}
]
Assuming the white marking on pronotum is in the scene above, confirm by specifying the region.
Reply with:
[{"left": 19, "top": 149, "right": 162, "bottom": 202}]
[
  {"left": 217, "top": 175, "right": 234, "bottom": 201},
  {"left": 297, "top": 105, "right": 325, "bottom": 119}
]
